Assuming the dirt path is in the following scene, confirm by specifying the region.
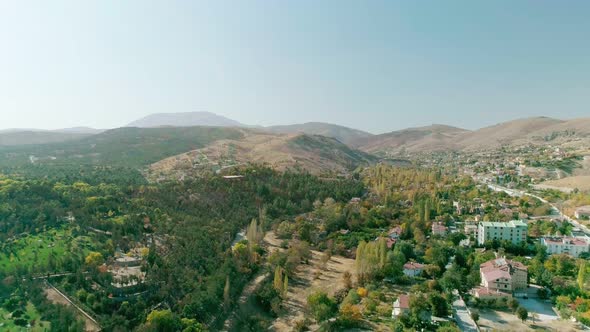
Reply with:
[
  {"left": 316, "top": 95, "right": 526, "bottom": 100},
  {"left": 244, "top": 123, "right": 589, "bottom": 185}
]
[
  {"left": 45, "top": 285, "right": 101, "bottom": 332},
  {"left": 221, "top": 231, "right": 283, "bottom": 331},
  {"left": 271, "top": 245, "right": 355, "bottom": 331}
]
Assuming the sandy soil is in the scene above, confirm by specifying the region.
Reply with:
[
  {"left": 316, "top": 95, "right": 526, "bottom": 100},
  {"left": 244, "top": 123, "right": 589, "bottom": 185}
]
[
  {"left": 270, "top": 238, "right": 355, "bottom": 331},
  {"left": 540, "top": 175, "right": 590, "bottom": 192},
  {"left": 477, "top": 308, "right": 583, "bottom": 332}
]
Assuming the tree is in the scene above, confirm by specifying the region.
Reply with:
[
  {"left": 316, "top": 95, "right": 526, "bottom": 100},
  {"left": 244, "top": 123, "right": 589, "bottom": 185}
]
[
  {"left": 307, "top": 291, "right": 337, "bottom": 322},
  {"left": 144, "top": 310, "right": 181, "bottom": 332},
  {"left": 429, "top": 293, "right": 449, "bottom": 317},
  {"left": 85, "top": 252, "right": 104, "bottom": 267},
  {"left": 516, "top": 306, "right": 528, "bottom": 323},
  {"left": 223, "top": 276, "right": 231, "bottom": 309},
  {"left": 578, "top": 261, "right": 587, "bottom": 290},
  {"left": 342, "top": 271, "right": 353, "bottom": 289}
]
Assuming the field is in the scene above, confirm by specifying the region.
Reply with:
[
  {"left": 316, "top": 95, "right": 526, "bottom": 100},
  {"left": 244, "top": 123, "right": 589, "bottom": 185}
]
[
  {"left": 0, "top": 302, "right": 50, "bottom": 332},
  {"left": 0, "top": 228, "right": 94, "bottom": 274},
  {"left": 538, "top": 175, "right": 590, "bottom": 193},
  {"left": 476, "top": 300, "right": 583, "bottom": 332}
]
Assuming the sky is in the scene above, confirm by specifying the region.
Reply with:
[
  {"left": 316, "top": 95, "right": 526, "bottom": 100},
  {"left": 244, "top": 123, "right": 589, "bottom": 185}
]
[{"left": 0, "top": 1, "right": 589, "bottom": 134}]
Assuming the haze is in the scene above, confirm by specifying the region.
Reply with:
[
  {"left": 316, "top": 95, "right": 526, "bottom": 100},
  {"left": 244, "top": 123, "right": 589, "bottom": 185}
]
[{"left": 0, "top": 1, "right": 589, "bottom": 133}]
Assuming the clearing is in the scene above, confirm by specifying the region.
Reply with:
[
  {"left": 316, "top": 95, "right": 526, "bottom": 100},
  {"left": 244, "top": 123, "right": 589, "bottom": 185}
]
[
  {"left": 45, "top": 286, "right": 100, "bottom": 332},
  {"left": 537, "top": 175, "right": 590, "bottom": 193},
  {"left": 477, "top": 306, "right": 582, "bottom": 331},
  {"left": 270, "top": 234, "right": 355, "bottom": 331}
]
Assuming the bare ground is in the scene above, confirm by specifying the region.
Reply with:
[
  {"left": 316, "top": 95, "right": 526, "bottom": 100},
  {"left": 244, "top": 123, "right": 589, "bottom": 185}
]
[
  {"left": 270, "top": 236, "right": 355, "bottom": 331},
  {"left": 45, "top": 287, "right": 101, "bottom": 332},
  {"left": 477, "top": 308, "right": 583, "bottom": 332},
  {"left": 538, "top": 176, "right": 590, "bottom": 192}
]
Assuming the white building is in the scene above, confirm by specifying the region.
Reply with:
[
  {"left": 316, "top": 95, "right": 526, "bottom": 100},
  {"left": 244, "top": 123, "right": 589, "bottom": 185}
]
[
  {"left": 477, "top": 220, "right": 527, "bottom": 245},
  {"left": 392, "top": 294, "right": 410, "bottom": 317},
  {"left": 541, "top": 236, "right": 590, "bottom": 258}
]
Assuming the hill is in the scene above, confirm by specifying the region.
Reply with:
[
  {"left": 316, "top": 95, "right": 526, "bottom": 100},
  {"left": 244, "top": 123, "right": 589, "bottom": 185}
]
[
  {"left": 353, "top": 124, "right": 469, "bottom": 154},
  {"left": 354, "top": 117, "right": 590, "bottom": 154},
  {"left": 266, "top": 122, "right": 373, "bottom": 145},
  {"left": 148, "top": 131, "right": 376, "bottom": 178},
  {"left": 0, "top": 131, "right": 92, "bottom": 146},
  {"left": 0, "top": 126, "right": 245, "bottom": 168},
  {"left": 455, "top": 116, "right": 564, "bottom": 151},
  {"left": 126, "top": 111, "right": 245, "bottom": 128}
]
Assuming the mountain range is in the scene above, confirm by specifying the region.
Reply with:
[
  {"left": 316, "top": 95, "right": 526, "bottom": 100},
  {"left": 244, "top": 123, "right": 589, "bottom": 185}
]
[{"left": 0, "top": 112, "right": 590, "bottom": 155}]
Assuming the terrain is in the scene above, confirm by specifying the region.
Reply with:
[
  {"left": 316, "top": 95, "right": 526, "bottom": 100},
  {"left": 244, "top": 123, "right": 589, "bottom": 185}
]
[
  {"left": 266, "top": 122, "right": 374, "bottom": 145},
  {"left": 354, "top": 116, "right": 590, "bottom": 155},
  {"left": 126, "top": 111, "right": 245, "bottom": 128},
  {"left": 148, "top": 129, "right": 376, "bottom": 178},
  {"left": 352, "top": 124, "right": 469, "bottom": 154}
]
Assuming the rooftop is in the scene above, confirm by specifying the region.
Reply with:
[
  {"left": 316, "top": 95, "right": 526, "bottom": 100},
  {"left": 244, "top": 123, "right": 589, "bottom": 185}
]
[
  {"left": 403, "top": 262, "right": 425, "bottom": 270},
  {"left": 395, "top": 294, "right": 410, "bottom": 309},
  {"left": 480, "top": 220, "right": 527, "bottom": 228}
]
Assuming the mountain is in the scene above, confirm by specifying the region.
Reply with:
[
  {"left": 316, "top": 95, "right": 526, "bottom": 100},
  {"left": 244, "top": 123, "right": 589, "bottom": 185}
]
[
  {"left": 54, "top": 127, "right": 105, "bottom": 134},
  {"left": 266, "top": 122, "right": 373, "bottom": 145},
  {"left": 354, "top": 117, "right": 590, "bottom": 154},
  {"left": 0, "top": 126, "right": 245, "bottom": 167},
  {"left": 126, "top": 112, "right": 245, "bottom": 128},
  {"left": 0, "top": 131, "right": 92, "bottom": 146},
  {"left": 149, "top": 130, "right": 376, "bottom": 178},
  {"left": 0, "top": 126, "right": 374, "bottom": 176},
  {"left": 353, "top": 124, "right": 470, "bottom": 154},
  {"left": 454, "top": 116, "right": 564, "bottom": 151}
]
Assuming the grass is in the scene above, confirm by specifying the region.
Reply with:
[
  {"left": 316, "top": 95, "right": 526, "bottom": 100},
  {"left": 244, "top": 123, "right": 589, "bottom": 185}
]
[
  {"left": 0, "top": 227, "right": 95, "bottom": 274},
  {"left": 0, "top": 302, "right": 50, "bottom": 331}
]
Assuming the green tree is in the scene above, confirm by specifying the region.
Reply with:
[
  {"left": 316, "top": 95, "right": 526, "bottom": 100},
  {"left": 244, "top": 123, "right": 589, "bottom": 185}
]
[
  {"left": 307, "top": 291, "right": 337, "bottom": 322},
  {"left": 516, "top": 306, "right": 528, "bottom": 323}
]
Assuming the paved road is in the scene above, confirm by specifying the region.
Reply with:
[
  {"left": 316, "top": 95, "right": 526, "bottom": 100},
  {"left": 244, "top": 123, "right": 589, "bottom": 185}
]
[
  {"left": 482, "top": 180, "right": 590, "bottom": 235},
  {"left": 452, "top": 291, "right": 478, "bottom": 332}
]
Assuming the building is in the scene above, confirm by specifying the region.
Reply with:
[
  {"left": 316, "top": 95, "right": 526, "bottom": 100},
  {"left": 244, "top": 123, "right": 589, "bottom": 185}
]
[
  {"left": 541, "top": 236, "right": 590, "bottom": 258},
  {"left": 464, "top": 223, "right": 478, "bottom": 237},
  {"left": 388, "top": 226, "right": 403, "bottom": 240},
  {"left": 480, "top": 257, "right": 527, "bottom": 293},
  {"left": 403, "top": 262, "right": 425, "bottom": 277},
  {"left": 477, "top": 220, "right": 527, "bottom": 245},
  {"left": 471, "top": 286, "right": 513, "bottom": 300},
  {"left": 575, "top": 206, "right": 590, "bottom": 219},
  {"left": 392, "top": 294, "right": 410, "bottom": 317},
  {"left": 431, "top": 222, "right": 447, "bottom": 236}
]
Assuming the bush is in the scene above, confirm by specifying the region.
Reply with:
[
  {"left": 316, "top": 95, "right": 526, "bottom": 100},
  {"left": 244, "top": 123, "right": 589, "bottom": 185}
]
[{"left": 307, "top": 291, "right": 337, "bottom": 322}]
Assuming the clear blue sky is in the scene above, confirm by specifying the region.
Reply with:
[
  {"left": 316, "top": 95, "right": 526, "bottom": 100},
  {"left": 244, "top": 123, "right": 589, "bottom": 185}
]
[{"left": 0, "top": 1, "right": 588, "bottom": 133}]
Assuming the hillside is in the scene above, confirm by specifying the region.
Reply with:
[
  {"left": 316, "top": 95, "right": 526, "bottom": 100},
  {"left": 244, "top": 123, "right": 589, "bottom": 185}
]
[
  {"left": 126, "top": 111, "right": 244, "bottom": 128},
  {"left": 266, "top": 122, "right": 374, "bottom": 145},
  {"left": 354, "top": 117, "right": 590, "bottom": 154},
  {"left": 148, "top": 131, "right": 376, "bottom": 178},
  {"left": 353, "top": 124, "right": 469, "bottom": 154},
  {"left": 0, "top": 126, "right": 245, "bottom": 168},
  {"left": 455, "top": 116, "right": 564, "bottom": 151},
  {"left": 0, "top": 131, "right": 92, "bottom": 146}
]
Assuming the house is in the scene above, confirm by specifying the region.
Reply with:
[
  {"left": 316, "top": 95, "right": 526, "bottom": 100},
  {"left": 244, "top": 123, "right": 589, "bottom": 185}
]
[
  {"left": 541, "top": 236, "right": 590, "bottom": 258},
  {"left": 403, "top": 262, "right": 425, "bottom": 277},
  {"left": 392, "top": 294, "right": 410, "bottom": 317},
  {"left": 479, "top": 257, "right": 527, "bottom": 293},
  {"left": 431, "top": 222, "right": 447, "bottom": 236},
  {"left": 477, "top": 220, "right": 527, "bottom": 245},
  {"left": 575, "top": 206, "right": 590, "bottom": 220},
  {"left": 388, "top": 226, "right": 403, "bottom": 240}
]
